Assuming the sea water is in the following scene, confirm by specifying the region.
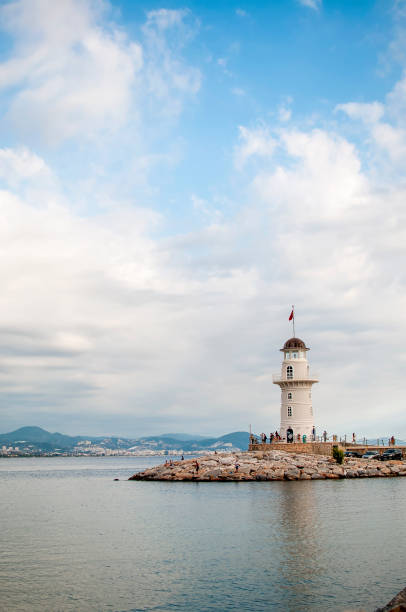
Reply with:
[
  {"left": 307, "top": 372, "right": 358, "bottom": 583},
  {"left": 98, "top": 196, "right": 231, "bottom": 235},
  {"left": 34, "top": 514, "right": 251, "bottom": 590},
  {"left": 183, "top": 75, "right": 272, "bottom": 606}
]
[{"left": 0, "top": 456, "right": 405, "bottom": 611}]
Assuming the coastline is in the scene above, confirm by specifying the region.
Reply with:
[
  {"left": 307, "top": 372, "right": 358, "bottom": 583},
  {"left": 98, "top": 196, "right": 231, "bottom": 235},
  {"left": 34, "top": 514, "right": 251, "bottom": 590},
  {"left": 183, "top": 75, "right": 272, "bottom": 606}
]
[{"left": 129, "top": 449, "right": 406, "bottom": 481}]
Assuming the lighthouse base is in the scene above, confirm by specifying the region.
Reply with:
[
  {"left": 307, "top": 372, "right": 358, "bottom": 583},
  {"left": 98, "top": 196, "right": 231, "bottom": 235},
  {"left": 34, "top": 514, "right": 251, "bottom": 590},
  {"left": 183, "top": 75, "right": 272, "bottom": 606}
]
[
  {"left": 248, "top": 441, "right": 342, "bottom": 456},
  {"left": 280, "top": 422, "right": 314, "bottom": 443}
]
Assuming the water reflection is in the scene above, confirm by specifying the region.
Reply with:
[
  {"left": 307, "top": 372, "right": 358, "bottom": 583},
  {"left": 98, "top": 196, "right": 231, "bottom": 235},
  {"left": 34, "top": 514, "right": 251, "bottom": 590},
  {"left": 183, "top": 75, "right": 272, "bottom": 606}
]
[{"left": 275, "top": 483, "right": 323, "bottom": 608}]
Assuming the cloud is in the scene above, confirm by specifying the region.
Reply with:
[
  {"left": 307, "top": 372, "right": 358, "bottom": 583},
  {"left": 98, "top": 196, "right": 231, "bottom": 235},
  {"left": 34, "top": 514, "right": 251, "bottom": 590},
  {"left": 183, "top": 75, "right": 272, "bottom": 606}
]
[
  {"left": 232, "top": 87, "right": 245, "bottom": 97},
  {"left": 276, "top": 96, "right": 293, "bottom": 123},
  {"left": 256, "top": 128, "right": 366, "bottom": 221},
  {"left": 0, "top": 147, "right": 274, "bottom": 435},
  {"left": 298, "top": 0, "right": 322, "bottom": 10},
  {"left": 0, "top": 153, "right": 171, "bottom": 428},
  {"left": 144, "top": 8, "right": 189, "bottom": 31},
  {"left": 386, "top": 71, "right": 406, "bottom": 124},
  {"left": 336, "top": 71, "right": 406, "bottom": 164},
  {"left": 335, "top": 101, "right": 385, "bottom": 124},
  {"left": 141, "top": 8, "right": 201, "bottom": 117},
  {"left": 236, "top": 9, "right": 249, "bottom": 18},
  {"left": 278, "top": 107, "right": 292, "bottom": 122},
  {"left": 191, "top": 194, "right": 223, "bottom": 224},
  {"left": 0, "top": 147, "right": 53, "bottom": 188},
  {"left": 234, "top": 125, "right": 277, "bottom": 169},
  {"left": 0, "top": 1, "right": 201, "bottom": 145},
  {"left": 0, "top": 0, "right": 143, "bottom": 145}
]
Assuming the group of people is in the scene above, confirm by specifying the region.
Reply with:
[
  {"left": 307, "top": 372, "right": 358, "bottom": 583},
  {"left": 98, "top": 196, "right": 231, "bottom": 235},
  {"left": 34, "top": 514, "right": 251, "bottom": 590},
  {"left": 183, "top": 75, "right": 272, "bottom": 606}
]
[
  {"left": 252, "top": 430, "right": 320, "bottom": 444},
  {"left": 250, "top": 431, "right": 398, "bottom": 446},
  {"left": 256, "top": 432, "right": 282, "bottom": 444},
  {"left": 164, "top": 455, "right": 185, "bottom": 466}
]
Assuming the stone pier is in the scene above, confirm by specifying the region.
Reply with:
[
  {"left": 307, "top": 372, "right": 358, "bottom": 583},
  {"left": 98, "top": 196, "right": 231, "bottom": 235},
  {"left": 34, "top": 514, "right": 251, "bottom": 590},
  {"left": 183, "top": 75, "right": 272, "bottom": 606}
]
[
  {"left": 129, "top": 449, "right": 406, "bottom": 482},
  {"left": 248, "top": 441, "right": 406, "bottom": 458}
]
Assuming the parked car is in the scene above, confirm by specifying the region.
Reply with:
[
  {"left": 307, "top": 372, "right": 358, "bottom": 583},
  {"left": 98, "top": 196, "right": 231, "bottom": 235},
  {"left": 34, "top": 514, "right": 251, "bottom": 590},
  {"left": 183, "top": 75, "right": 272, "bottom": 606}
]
[
  {"left": 362, "top": 450, "right": 380, "bottom": 459},
  {"left": 378, "top": 448, "right": 403, "bottom": 461},
  {"left": 345, "top": 450, "right": 362, "bottom": 458}
]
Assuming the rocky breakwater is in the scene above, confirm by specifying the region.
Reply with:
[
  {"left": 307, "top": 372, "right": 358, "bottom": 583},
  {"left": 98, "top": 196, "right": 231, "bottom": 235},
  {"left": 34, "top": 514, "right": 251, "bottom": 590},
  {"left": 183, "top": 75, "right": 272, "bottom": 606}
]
[{"left": 128, "top": 450, "right": 406, "bottom": 482}]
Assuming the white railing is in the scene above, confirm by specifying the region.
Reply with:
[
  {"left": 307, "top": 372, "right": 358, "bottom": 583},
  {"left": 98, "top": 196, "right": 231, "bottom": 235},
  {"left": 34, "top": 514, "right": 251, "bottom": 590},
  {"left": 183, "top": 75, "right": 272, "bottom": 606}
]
[{"left": 272, "top": 372, "right": 319, "bottom": 382}]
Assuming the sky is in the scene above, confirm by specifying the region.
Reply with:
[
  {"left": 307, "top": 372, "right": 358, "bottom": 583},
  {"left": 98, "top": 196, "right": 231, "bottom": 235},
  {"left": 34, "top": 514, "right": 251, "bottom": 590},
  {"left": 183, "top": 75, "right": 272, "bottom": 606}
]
[{"left": 0, "top": 0, "right": 405, "bottom": 438}]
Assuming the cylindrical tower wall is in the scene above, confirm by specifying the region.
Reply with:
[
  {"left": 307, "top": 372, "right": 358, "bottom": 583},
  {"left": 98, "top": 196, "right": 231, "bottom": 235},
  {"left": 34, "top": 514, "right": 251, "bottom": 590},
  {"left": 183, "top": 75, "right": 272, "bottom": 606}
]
[
  {"left": 282, "top": 358, "right": 308, "bottom": 380},
  {"left": 280, "top": 382, "right": 314, "bottom": 440}
]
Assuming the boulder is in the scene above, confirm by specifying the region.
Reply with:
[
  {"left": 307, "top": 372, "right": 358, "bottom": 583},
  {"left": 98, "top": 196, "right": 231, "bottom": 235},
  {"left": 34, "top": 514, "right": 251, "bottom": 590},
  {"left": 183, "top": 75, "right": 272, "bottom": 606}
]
[
  {"left": 375, "top": 586, "right": 406, "bottom": 611},
  {"left": 203, "top": 469, "right": 223, "bottom": 479},
  {"left": 284, "top": 469, "right": 300, "bottom": 480},
  {"left": 366, "top": 469, "right": 380, "bottom": 477}
]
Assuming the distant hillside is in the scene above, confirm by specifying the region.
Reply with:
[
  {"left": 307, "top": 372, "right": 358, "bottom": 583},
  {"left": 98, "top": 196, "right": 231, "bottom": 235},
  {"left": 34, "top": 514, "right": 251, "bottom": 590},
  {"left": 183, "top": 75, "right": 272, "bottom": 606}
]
[
  {"left": 0, "top": 426, "right": 81, "bottom": 449},
  {"left": 197, "top": 431, "right": 250, "bottom": 450},
  {"left": 156, "top": 433, "right": 210, "bottom": 441},
  {"left": 0, "top": 426, "right": 250, "bottom": 452},
  {"left": 135, "top": 431, "right": 249, "bottom": 451}
]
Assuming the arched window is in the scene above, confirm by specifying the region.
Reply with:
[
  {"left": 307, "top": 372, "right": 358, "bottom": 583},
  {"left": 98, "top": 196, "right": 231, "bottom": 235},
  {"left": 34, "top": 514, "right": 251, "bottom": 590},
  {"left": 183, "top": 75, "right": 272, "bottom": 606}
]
[
  {"left": 287, "top": 407, "right": 292, "bottom": 417},
  {"left": 287, "top": 365, "right": 293, "bottom": 379},
  {"left": 287, "top": 392, "right": 292, "bottom": 400}
]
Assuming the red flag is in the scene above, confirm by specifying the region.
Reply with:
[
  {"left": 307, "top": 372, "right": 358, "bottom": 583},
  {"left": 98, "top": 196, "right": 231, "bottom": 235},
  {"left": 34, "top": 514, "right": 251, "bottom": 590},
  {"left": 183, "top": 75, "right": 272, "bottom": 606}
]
[{"left": 289, "top": 309, "right": 294, "bottom": 321}]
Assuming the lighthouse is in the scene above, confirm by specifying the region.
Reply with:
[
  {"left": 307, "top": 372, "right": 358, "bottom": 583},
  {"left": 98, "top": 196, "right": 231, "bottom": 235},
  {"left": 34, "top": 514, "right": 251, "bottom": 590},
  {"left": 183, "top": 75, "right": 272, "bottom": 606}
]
[{"left": 273, "top": 337, "right": 318, "bottom": 442}]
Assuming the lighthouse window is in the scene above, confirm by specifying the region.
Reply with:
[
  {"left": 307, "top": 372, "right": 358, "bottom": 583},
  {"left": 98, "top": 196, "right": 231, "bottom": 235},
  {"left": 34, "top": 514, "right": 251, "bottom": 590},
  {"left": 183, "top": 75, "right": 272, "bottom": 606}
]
[
  {"left": 287, "top": 407, "right": 292, "bottom": 417},
  {"left": 285, "top": 352, "right": 290, "bottom": 359},
  {"left": 310, "top": 406, "right": 313, "bottom": 415},
  {"left": 287, "top": 392, "right": 292, "bottom": 399},
  {"left": 287, "top": 365, "right": 293, "bottom": 379},
  {"left": 292, "top": 352, "right": 298, "bottom": 359}
]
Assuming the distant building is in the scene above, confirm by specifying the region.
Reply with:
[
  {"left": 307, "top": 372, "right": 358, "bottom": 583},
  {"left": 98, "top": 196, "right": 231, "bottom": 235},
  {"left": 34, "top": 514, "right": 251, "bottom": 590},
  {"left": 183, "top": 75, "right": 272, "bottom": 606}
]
[{"left": 273, "top": 337, "right": 318, "bottom": 441}]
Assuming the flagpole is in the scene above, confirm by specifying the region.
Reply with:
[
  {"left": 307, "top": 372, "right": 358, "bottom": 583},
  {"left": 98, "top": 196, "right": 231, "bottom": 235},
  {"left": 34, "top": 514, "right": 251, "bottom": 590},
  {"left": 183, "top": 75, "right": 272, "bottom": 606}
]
[{"left": 292, "top": 305, "right": 295, "bottom": 337}]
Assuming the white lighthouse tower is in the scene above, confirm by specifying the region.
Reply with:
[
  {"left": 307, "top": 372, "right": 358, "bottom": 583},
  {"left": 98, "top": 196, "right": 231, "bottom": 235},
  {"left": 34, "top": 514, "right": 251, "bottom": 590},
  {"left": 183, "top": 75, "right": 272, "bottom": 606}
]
[{"left": 273, "top": 337, "right": 318, "bottom": 442}]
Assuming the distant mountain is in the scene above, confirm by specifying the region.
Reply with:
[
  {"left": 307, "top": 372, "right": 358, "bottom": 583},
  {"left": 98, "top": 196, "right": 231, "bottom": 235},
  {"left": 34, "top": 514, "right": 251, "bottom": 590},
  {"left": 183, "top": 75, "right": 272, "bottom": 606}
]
[
  {"left": 0, "top": 426, "right": 81, "bottom": 449},
  {"left": 0, "top": 426, "right": 250, "bottom": 453},
  {"left": 156, "top": 433, "right": 210, "bottom": 441},
  {"left": 196, "top": 431, "right": 250, "bottom": 450},
  {"left": 134, "top": 431, "right": 249, "bottom": 452}
]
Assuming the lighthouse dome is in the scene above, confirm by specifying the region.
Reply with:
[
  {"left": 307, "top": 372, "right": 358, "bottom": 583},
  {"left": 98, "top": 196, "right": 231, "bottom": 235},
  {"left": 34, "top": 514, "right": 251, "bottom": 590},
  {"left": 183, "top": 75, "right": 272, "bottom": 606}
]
[{"left": 282, "top": 337, "right": 308, "bottom": 350}]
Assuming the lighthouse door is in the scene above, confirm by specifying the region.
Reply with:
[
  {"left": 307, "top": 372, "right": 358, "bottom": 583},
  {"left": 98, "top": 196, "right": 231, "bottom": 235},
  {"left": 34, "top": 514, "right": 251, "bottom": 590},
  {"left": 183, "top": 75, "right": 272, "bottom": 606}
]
[{"left": 287, "top": 427, "right": 294, "bottom": 443}]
